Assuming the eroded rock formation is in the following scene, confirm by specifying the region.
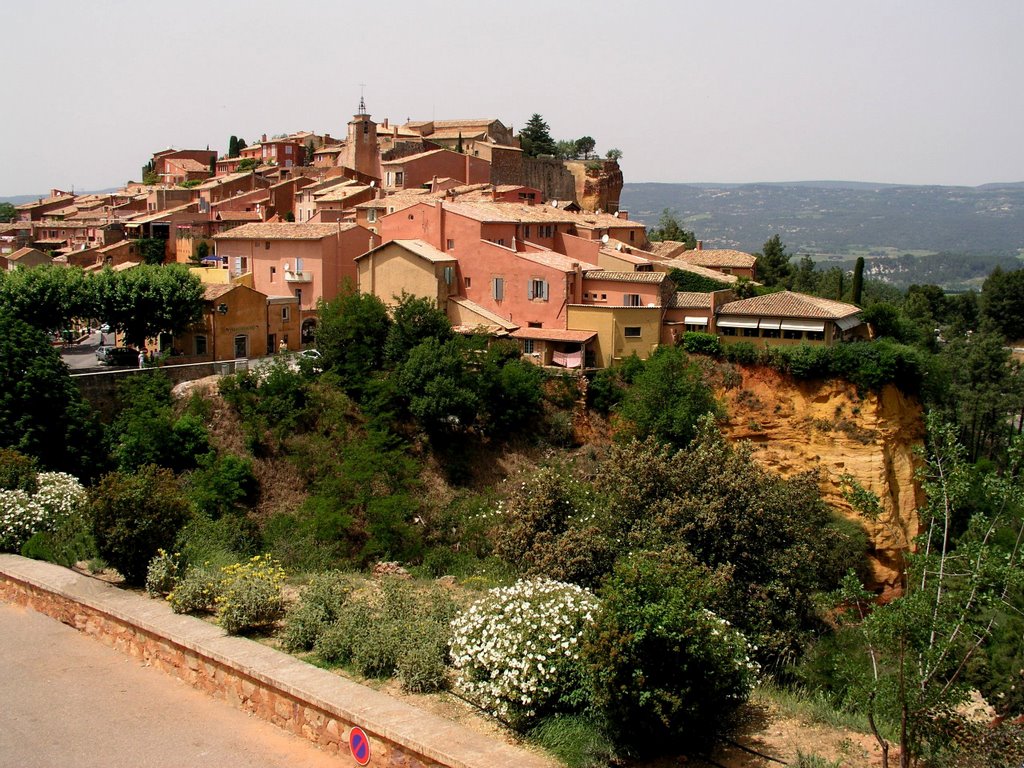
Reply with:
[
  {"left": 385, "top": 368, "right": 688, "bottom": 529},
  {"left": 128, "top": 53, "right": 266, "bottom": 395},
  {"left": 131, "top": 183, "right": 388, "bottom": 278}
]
[{"left": 718, "top": 365, "right": 924, "bottom": 597}]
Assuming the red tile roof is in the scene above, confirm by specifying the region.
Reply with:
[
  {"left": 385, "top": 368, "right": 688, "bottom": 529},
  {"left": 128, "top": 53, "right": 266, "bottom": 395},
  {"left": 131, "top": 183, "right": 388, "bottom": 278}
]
[{"left": 717, "top": 291, "right": 861, "bottom": 319}]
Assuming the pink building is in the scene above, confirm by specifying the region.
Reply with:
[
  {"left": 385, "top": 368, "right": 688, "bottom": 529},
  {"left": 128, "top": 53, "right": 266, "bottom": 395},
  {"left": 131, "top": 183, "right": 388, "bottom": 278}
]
[
  {"left": 213, "top": 222, "right": 379, "bottom": 340},
  {"left": 380, "top": 148, "right": 490, "bottom": 192}
]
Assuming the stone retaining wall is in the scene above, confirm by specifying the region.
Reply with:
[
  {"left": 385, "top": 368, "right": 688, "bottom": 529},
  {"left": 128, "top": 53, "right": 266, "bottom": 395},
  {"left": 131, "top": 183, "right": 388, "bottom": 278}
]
[{"left": 0, "top": 556, "right": 553, "bottom": 768}]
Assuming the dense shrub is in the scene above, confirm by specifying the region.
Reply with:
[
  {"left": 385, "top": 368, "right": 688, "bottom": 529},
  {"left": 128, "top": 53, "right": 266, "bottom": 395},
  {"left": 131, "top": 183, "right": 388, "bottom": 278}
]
[
  {"left": 215, "top": 554, "right": 286, "bottom": 634},
  {"left": 91, "top": 465, "right": 191, "bottom": 585},
  {"left": 145, "top": 548, "right": 182, "bottom": 597},
  {"left": 680, "top": 331, "right": 721, "bottom": 356},
  {"left": 281, "top": 570, "right": 359, "bottom": 652},
  {"left": 584, "top": 550, "right": 758, "bottom": 754},
  {"left": 721, "top": 339, "right": 928, "bottom": 394},
  {"left": 185, "top": 453, "right": 258, "bottom": 519},
  {"left": 587, "top": 368, "right": 625, "bottom": 414},
  {"left": 107, "top": 373, "right": 211, "bottom": 472},
  {"left": 615, "top": 346, "right": 721, "bottom": 449},
  {"left": 494, "top": 468, "right": 615, "bottom": 590},
  {"left": 0, "top": 449, "right": 38, "bottom": 493},
  {"left": 167, "top": 565, "right": 223, "bottom": 614},
  {"left": 312, "top": 578, "right": 456, "bottom": 692},
  {"left": 449, "top": 578, "right": 599, "bottom": 727}
]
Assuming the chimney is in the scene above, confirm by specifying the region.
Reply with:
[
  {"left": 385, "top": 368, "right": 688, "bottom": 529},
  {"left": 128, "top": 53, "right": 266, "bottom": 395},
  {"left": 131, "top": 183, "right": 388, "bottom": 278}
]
[
  {"left": 617, "top": 210, "right": 628, "bottom": 219},
  {"left": 261, "top": 134, "right": 267, "bottom": 142},
  {"left": 697, "top": 240, "right": 703, "bottom": 251},
  {"left": 382, "top": 118, "right": 389, "bottom": 129}
]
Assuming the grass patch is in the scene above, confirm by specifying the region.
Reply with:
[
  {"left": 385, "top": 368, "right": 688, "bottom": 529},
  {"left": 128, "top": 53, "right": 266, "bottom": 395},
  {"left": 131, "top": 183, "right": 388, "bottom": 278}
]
[
  {"left": 527, "top": 715, "right": 617, "bottom": 768},
  {"left": 753, "top": 682, "right": 888, "bottom": 739}
]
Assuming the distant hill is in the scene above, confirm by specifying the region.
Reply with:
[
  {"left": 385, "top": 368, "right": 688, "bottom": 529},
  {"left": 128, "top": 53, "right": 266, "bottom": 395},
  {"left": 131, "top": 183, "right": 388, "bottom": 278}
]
[{"left": 622, "top": 181, "right": 1024, "bottom": 257}]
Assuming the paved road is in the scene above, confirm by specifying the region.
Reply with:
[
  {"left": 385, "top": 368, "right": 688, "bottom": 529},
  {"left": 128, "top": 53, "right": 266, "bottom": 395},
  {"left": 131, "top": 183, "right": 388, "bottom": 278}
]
[
  {"left": 0, "top": 602, "right": 342, "bottom": 768},
  {"left": 60, "top": 330, "right": 130, "bottom": 372}
]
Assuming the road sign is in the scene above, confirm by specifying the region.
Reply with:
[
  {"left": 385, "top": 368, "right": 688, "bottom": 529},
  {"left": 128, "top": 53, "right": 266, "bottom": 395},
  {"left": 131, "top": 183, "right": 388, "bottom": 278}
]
[{"left": 348, "top": 726, "right": 371, "bottom": 766}]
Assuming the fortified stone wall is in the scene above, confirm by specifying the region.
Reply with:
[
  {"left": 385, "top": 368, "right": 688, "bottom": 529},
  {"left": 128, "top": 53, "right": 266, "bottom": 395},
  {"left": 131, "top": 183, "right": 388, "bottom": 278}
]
[{"left": 520, "top": 156, "right": 577, "bottom": 202}]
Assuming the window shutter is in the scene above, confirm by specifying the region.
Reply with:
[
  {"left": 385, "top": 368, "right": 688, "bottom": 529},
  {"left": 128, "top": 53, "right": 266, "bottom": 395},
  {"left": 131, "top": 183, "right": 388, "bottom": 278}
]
[
  {"left": 528, "top": 281, "right": 535, "bottom": 300},
  {"left": 623, "top": 293, "right": 629, "bottom": 305},
  {"left": 542, "top": 281, "right": 549, "bottom": 300}
]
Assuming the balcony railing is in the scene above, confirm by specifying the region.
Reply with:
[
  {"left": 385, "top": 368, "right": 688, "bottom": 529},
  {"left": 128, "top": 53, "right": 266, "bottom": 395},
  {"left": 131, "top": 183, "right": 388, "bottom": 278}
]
[{"left": 284, "top": 270, "right": 312, "bottom": 283}]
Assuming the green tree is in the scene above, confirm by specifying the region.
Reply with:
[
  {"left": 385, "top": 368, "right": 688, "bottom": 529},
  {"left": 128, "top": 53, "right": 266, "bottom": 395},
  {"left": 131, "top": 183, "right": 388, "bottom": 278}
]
[
  {"left": 476, "top": 340, "right": 545, "bottom": 435},
  {"left": 852, "top": 257, "right": 865, "bottom": 305},
  {"left": 555, "top": 139, "right": 578, "bottom": 160},
  {"left": 0, "top": 311, "right": 98, "bottom": 477},
  {"left": 136, "top": 237, "right": 167, "bottom": 266},
  {"left": 574, "top": 136, "right": 596, "bottom": 160},
  {"left": 981, "top": 267, "right": 1024, "bottom": 341},
  {"left": 383, "top": 293, "right": 453, "bottom": 366},
  {"left": 236, "top": 158, "right": 258, "bottom": 172},
  {"left": 518, "top": 114, "right": 558, "bottom": 157},
  {"left": 616, "top": 346, "right": 720, "bottom": 449},
  {"left": 0, "top": 265, "right": 94, "bottom": 335},
  {"left": 396, "top": 337, "right": 479, "bottom": 435},
  {"left": 836, "top": 417, "right": 1024, "bottom": 768},
  {"left": 756, "top": 234, "right": 792, "bottom": 287},
  {"left": 304, "top": 138, "right": 315, "bottom": 165},
  {"left": 938, "top": 330, "right": 1023, "bottom": 463},
  {"left": 106, "top": 372, "right": 210, "bottom": 472},
  {"left": 314, "top": 285, "right": 391, "bottom": 394},
  {"left": 0, "top": 202, "right": 16, "bottom": 223},
  {"left": 605, "top": 148, "right": 623, "bottom": 161},
  {"left": 92, "top": 264, "right": 204, "bottom": 349},
  {"left": 91, "top": 465, "right": 192, "bottom": 585},
  {"left": 648, "top": 208, "right": 696, "bottom": 248}
]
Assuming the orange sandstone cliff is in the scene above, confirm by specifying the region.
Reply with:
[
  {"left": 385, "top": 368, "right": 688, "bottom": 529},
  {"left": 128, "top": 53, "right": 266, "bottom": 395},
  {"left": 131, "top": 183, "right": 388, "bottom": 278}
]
[{"left": 718, "top": 366, "right": 924, "bottom": 597}]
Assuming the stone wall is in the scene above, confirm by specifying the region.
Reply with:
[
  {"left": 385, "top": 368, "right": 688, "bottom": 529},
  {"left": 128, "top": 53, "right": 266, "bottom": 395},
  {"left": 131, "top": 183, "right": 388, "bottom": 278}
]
[
  {"left": 520, "top": 156, "right": 577, "bottom": 202},
  {"left": 72, "top": 362, "right": 230, "bottom": 420},
  {"left": 0, "top": 556, "right": 554, "bottom": 768}
]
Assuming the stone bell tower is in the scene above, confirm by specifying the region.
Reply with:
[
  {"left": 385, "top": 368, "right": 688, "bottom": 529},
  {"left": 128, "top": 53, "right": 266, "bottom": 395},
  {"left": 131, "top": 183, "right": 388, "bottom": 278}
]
[{"left": 344, "top": 95, "right": 379, "bottom": 179}]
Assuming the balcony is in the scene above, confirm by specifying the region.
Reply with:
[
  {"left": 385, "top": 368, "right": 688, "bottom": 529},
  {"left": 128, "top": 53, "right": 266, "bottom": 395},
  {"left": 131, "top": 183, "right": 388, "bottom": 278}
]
[{"left": 284, "top": 270, "right": 312, "bottom": 283}]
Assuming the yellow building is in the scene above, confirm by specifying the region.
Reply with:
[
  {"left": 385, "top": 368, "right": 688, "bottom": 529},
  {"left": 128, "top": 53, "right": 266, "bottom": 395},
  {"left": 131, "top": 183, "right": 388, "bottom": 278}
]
[
  {"left": 566, "top": 304, "right": 663, "bottom": 368},
  {"left": 355, "top": 239, "right": 456, "bottom": 308}
]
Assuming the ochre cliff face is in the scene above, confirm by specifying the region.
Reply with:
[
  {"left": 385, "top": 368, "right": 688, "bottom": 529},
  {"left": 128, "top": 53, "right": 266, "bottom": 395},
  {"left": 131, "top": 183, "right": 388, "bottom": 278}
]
[
  {"left": 564, "top": 160, "right": 623, "bottom": 212},
  {"left": 718, "top": 366, "right": 924, "bottom": 597}
]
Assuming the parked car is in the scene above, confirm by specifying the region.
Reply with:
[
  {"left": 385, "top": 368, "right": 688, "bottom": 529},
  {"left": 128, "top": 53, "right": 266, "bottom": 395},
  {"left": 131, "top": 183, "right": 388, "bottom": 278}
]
[
  {"left": 298, "top": 347, "right": 323, "bottom": 373},
  {"left": 96, "top": 346, "right": 140, "bottom": 366}
]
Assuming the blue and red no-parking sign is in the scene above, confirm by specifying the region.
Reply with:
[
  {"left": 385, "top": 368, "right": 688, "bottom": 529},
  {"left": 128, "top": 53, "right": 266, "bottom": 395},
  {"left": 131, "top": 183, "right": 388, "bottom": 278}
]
[{"left": 348, "top": 726, "right": 371, "bottom": 765}]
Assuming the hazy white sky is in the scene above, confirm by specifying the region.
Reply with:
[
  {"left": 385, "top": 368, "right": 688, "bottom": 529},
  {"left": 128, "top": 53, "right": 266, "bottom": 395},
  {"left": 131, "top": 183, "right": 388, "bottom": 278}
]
[{"left": 2, "top": 0, "right": 1022, "bottom": 195}]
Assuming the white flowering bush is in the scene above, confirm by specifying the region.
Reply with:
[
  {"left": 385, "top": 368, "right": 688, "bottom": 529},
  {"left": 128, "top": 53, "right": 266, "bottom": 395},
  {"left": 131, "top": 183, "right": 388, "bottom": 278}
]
[
  {"left": 449, "top": 577, "right": 599, "bottom": 727},
  {"left": 0, "top": 472, "right": 87, "bottom": 552}
]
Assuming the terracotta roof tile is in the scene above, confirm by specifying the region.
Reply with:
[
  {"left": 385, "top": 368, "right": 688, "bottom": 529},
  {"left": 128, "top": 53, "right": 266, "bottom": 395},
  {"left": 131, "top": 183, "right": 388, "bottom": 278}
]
[
  {"left": 212, "top": 222, "right": 356, "bottom": 240},
  {"left": 582, "top": 270, "right": 667, "bottom": 284},
  {"left": 660, "top": 259, "right": 740, "bottom": 284},
  {"left": 511, "top": 327, "right": 597, "bottom": 343},
  {"left": 678, "top": 249, "right": 757, "bottom": 269},
  {"left": 668, "top": 292, "right": 713, "bottom": 309},
  {"left": 717, "top": 291, "right": 861, "bottom": 319}
]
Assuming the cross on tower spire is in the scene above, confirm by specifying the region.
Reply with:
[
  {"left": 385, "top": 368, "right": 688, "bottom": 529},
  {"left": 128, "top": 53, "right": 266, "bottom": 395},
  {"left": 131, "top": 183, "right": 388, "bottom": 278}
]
[{"left": 358, "top": 83, "right": 367, "bottom": 115}]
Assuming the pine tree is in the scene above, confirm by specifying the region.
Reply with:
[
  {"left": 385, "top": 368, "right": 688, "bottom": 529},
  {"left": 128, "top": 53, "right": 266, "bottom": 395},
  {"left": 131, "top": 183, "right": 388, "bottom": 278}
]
[{"left": 518, "top": 114, "right": 557, "bottom": 157}]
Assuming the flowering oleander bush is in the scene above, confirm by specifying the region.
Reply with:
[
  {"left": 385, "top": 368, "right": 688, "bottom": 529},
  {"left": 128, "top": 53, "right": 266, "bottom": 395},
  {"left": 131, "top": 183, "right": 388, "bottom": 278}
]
[
  {"left": 0, "top": 471, "right": 87, "bottom": 552},
  {"left": 215, "top": 554, "right": 286, "bottom": 634},
  {"left": 449, "top": 578, "right": 599, "bottom": 727}
]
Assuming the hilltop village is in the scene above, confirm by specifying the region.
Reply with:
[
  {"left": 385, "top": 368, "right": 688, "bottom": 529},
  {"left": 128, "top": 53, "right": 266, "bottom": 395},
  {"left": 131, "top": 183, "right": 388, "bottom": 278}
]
[{"left": 1, "top": 101, "right": 865, "bottom": 367}]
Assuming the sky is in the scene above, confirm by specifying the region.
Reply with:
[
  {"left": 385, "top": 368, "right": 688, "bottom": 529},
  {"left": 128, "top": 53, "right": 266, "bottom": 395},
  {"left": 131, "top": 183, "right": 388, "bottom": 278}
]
[{"left": 2, "top": 0, "right": 1022, "bottom": 196}]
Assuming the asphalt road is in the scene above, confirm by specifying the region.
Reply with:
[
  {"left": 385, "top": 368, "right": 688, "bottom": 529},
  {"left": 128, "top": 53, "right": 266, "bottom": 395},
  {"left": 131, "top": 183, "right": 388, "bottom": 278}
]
[
  {"left": 0, "top": 602, "right": 342, "bottom": 768},
  {"left": 60, "top": 329, "right": 132, "bottom": 372}
]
